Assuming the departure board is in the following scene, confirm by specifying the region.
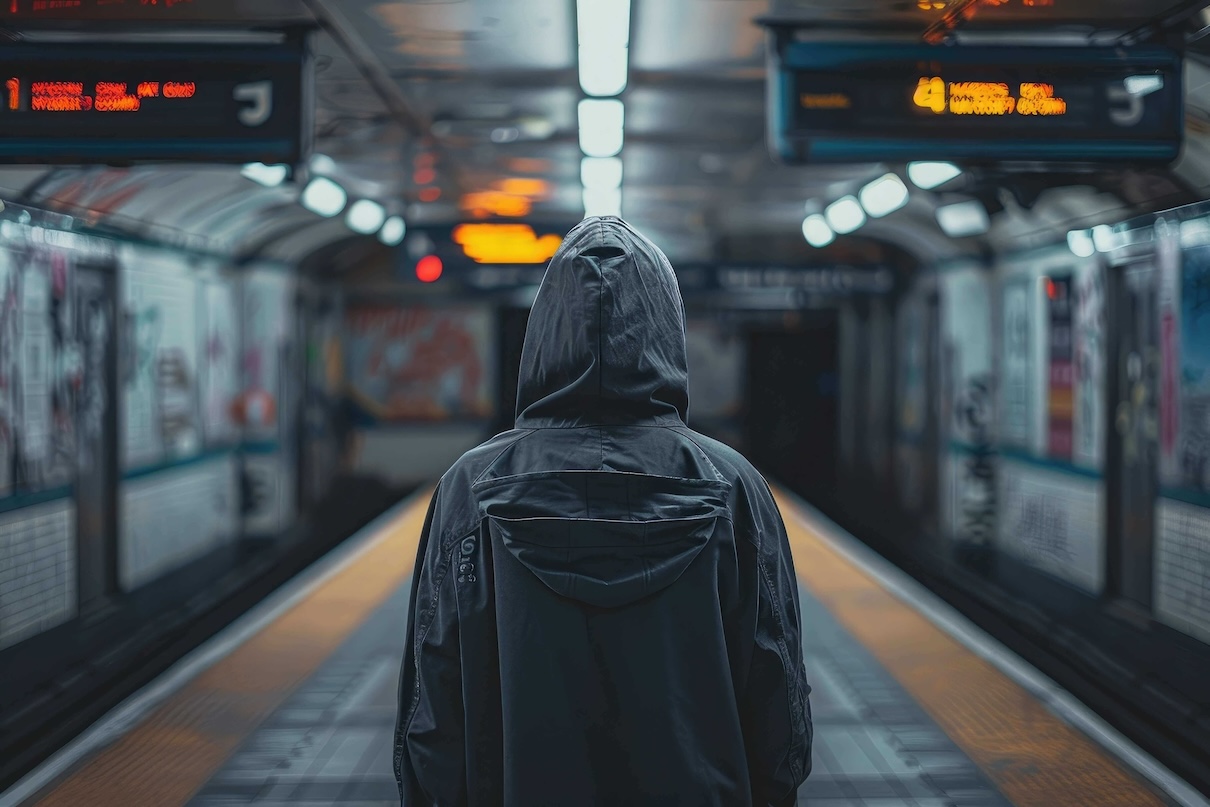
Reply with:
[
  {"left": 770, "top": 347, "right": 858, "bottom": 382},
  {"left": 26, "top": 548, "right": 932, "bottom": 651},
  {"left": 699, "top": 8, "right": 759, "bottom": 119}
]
[
  {"left": 0, "top": 38, "right": 311, "bottom": 164},
  {"left": 770, "top": 42, "right": 1182, "bottom": 164}
]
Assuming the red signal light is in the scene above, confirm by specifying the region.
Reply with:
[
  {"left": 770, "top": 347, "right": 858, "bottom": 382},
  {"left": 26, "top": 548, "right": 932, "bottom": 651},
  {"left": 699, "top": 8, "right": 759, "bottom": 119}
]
[
  {"left": 1045, "top": 277, "right": 1056, "bottom": 299},
  {"left": 416, "top": 255, "right": 443, "bottom": 283}
]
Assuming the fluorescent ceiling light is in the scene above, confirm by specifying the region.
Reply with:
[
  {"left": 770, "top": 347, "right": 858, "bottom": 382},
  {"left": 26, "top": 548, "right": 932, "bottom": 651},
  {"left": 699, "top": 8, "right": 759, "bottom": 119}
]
[
  {"left": 907, "top": 161, "right": 961, "bottom": 190},
  {"left": 1067, "top": 229, "right": 1095, "bottom": 258},
  {"left": 309, "top": 153, "right": 337, "bottom": 175},
  {"left": 1125, "top": 75, "right": 1163, "bottom": 97},
  {"left": 936, "top": 200, "right": 989, "bottom": 237},
  {"left": 581, "top": 156, "right": 623, "bottom": 190},
  {"left": 300, "top": 177, "right": 347, "bottom": 217},
  {"left": 578, "top": 98, "right": 625, "bottom": 157},
  {"left": 580, "top": 43, "right": 629, "bottom": 96},
  {"left": 824, "top": 196, "right": 865, "bottom": 235},
  {"left": 583, "top": 187, "right": 621, "bottom": 218},
  {"left": 240, "top": 162, "right": 288, "bottom": 187},
  {"left": 346, "top": 199, "right": 386, "bottom": 234},
  {"left": 858, "top": 173, "right": 909, "bottom": 218},
  {"left": 577, "top": 0, "right": 631, "bottom": 46},
  {"left": 802, "top": 214, "right": 834, "bottom": 247},
  {"left": 379, "top": 216, "right": 406, "bottom": 246},
  {"left": 1091, "top": 223, "right": 1115, "bottom": 252}
]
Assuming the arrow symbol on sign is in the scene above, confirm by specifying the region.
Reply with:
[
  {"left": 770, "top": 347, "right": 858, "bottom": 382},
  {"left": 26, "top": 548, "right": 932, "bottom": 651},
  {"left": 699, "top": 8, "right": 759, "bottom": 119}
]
[{"left": 234, "top": 80, "right": 273, "bottom": 127}]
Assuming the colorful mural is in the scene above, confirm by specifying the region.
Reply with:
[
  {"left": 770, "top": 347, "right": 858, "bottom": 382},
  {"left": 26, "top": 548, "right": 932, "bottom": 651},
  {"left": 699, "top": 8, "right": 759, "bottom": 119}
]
[{"left": 344, "top": 305, "right": 493, "bottom": 422}]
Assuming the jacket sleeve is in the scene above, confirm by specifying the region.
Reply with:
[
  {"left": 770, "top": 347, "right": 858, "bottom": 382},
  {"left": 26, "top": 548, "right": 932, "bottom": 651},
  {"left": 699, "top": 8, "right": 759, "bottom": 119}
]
[
  {"left": 743, "top": 482, "right": 813, "bottom": 807},
  {"left": 395, "top": 484, "right": 467, "bottom": 806}
]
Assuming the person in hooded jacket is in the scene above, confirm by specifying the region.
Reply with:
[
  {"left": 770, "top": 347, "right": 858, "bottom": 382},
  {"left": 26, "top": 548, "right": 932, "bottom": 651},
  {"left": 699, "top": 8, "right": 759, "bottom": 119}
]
[{"left": 394, "top": 216, "right": 813, "bottom": 807}]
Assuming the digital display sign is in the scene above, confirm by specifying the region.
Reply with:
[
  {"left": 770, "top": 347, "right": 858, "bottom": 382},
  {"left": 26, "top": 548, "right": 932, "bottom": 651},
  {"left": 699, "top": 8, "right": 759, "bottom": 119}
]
[
  {"left": 0, "top": 38, "right": 311, "bottom": 164},
  {"left": 770, "top": 42, "right": 1182, "bottom": 164}
]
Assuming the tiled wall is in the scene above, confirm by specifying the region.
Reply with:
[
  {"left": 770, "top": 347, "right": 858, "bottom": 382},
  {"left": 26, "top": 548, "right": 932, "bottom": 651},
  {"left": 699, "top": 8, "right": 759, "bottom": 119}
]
[
  {"left": 1155, "top": 498, "right": 1210, "bottom": 644},
  {"left": 0, "top": 499, "right": 76, "bottom": 650}
]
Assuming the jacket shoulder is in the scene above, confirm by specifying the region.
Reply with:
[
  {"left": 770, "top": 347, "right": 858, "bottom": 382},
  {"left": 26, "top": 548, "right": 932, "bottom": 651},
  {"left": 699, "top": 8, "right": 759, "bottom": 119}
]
[{"left": 430, "top": 429, "right": 535, "bottom": 537}]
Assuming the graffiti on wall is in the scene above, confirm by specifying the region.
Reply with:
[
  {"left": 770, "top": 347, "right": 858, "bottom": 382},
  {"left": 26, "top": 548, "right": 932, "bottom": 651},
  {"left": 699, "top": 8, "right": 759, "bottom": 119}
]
[
  {"left": 953, "top": 374, "right": 996, "bottom": 546},
  {"left": 122, "top": 256, "right": 200, "bottom": 467},
  {"left": 1178, "top": 246, "right": 1210, "bottom": 493},
  {"left": 1047, "top": 275, "right": 1075, "bottom": 460},
  {"left": 1001, "top": 281, "right": 1032, "bottom": 447},
  {"left": 0, "top": 245, "right": 80, "bottom": 495},
  {"left": 344, "top": 305, "right": 492, "bottom": 421},
  {"left": 1073, "top": 265, "right": 1106, "bottom": 470}
]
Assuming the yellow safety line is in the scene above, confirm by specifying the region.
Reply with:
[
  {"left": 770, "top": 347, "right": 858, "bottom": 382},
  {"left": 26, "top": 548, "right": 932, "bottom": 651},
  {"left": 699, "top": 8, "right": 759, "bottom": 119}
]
[
  {"left": 775, "top": 491, "right": 1169, "bottom": 807},
  {"left": 30, "top": 491, "right": 433, "bottom": 807}
]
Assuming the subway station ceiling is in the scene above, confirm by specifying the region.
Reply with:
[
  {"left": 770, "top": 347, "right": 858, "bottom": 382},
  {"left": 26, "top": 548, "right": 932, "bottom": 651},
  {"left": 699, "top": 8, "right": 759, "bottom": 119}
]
[{"left": 0, "top": 0, "right": 1206, "bottom": 265}]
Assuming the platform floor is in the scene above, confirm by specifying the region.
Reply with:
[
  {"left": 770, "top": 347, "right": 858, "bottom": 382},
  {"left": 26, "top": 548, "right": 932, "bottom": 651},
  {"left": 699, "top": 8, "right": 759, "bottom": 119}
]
[{"left": 3, "top": 489, "right": 1196, "bottom": 807}]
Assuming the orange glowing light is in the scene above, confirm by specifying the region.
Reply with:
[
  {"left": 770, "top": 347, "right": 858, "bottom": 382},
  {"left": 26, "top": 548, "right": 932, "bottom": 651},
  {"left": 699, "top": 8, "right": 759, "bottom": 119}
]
[
  {"left": 452, "top": 223, "right": 563, "bottom": 264},
  {"left": 163, "top": 81, "right": 195, "bottom": 98},
  {"left": 416, "top": 255, "right": 443, "bottom": 282},
  {"left": 413, "top": 167, "right": 436, "bottom": 185},
  {"left": 419, "top": 187, "right": 442, "bottom": 202},
  {"left": 496, "top": 177, "right": 549, "bottom": 197},
  {"left": 913, "top": 77, "right": 1066, "bottom": 117},
  {"left": 460, "top": 191, "right": 532, "bottom": 218},
  {"left": 137, "top": 81, "right": 160, "bottom": 98},
  {"left": 6, "top": 78, "right": 17, "bottom": 110},
  {"left": 1045, "top": 277, "right": 1056, "bottom": 299}
]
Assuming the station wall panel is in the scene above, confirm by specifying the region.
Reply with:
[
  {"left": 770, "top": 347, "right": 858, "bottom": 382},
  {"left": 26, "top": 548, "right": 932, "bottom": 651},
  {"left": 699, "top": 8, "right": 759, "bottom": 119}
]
[
  {"left": 1155, "top": 497, "right": 1210, "bottom": 643},
  {"left": 0, "top": 499, "right": 76, "bottom": 650},
  {"left": 118, "top": 453, "right": 238, "bottom": 591},
  {"left": 997, "top": 457, "right": 1104, "bottom": 595}
]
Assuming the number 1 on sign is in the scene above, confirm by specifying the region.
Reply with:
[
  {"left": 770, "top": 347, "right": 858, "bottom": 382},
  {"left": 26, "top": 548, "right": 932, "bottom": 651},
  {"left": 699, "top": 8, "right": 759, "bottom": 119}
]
[{"left": 6, "top": 78, "right": 18, "bottom": 111}]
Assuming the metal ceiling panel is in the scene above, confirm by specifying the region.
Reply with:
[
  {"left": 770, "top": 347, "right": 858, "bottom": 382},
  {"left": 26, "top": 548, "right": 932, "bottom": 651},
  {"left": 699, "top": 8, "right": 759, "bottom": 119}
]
[
  {"left": 351, "top": 0, "right": 574, "bottom": 73},
  {"left": 632, "top": 0, "right": 767, "bottom": 73}
]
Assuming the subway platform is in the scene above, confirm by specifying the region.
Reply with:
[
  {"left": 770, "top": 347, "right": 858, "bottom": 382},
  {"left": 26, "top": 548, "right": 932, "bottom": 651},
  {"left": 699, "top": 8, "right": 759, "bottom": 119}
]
[{"left": 0, "top": 490, "right": 1203, "bottom": 807}]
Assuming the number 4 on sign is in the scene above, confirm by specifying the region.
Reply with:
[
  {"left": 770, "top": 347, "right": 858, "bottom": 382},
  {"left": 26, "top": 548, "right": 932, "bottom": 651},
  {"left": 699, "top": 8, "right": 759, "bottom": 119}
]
[{"left": 914, "top": 76, "right": 946, "bottom": 114}]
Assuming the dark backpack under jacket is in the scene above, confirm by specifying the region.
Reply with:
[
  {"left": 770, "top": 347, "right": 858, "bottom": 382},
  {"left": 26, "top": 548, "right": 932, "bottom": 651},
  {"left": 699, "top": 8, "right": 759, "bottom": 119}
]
[{"left": 395, "top": 216, "right": 813, "bottom": 807}]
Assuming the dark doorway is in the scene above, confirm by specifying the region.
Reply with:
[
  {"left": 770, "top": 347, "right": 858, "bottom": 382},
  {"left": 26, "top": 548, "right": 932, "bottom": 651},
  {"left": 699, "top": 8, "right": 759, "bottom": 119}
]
[
  {"left": 743, "top": 315, "right": 840, "bottom": 507},
  {"left": 74, "top": 262, "right": 118, "bottom": 614},
  {"left": 1107, "top": 258, "right": 1158, "bottom": 612}
]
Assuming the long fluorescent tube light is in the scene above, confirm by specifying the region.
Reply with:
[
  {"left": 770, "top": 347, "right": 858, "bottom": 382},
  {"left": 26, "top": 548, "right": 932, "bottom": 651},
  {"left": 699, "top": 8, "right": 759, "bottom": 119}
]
[
  {"left": 583, "top": 187, "right": 622, "bottom": 218},
  {"left": 580, "top": 43, "right": 629, "bottom": 96},
  {"left": 581, "top": 156, "right": 623, "bottom": 190},
  {"left": 936, "top": 200, "right": 989, "bottom": 237},
  {"left": 858, "top": 173, "right": 909, "bottom": 218},
  {"left": 379, "top": 216, "right": 406, "bottom": 245},
  {"left": 346, "top": 199, "right": 387, "bottom": 234},
  {"left": 907, "top": 161, "right": 961, "bottom": 190},
  {"left": 578, "top": 98, "right": 625, "bottom": 157},
  {"left": 300, "top": 177, "right": 347, "bottom": 217},
  {"left": 802, "top": 214, "right": 834, "bottom": 247},
  {"left": 577, "top": 0, "right": 630, "bottom": 46},
  {"left": 825, "top": 196, "right": 865, "bottom": 234}
]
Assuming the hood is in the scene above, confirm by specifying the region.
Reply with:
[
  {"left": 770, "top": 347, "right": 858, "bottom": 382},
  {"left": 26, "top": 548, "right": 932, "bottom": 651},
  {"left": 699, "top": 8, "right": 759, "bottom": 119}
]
[
  {"left": 515, "top": 216, "right": 689, "bottom": 428},
  {"left": 474, "top": 470, "right": 730, "bottom": 609}
]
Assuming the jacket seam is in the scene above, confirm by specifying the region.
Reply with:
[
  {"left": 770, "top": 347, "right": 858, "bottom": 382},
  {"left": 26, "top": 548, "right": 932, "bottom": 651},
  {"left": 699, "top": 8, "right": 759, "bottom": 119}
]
[
  {"left": 755, "top": 542, "right": 806, "bottom": 788},
  {"left": 471, "top": 429, "right": 539, "bottom": 486},
  {"left": 399, "top": 535, "right": 459, "bottom": 753},
  {"left": 663, "top": 426, "right": 728, "bottom": 483}
]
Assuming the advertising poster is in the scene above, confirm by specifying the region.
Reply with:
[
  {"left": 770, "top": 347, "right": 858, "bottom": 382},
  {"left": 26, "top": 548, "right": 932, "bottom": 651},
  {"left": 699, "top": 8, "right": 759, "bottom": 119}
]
[
  {"left": 238, "top": 270, "right": 294, "bottom": 443},
  {"left": 0, "top": 252, "right": 14, "bottom": 497},
  {"left": 344, "top": 305, "right": 493, "bottom": 421},
  {"left": 1177, "top": 245, "right": 1210, "bottom": 493},
  {"left": 1001, "top": 280, "right": 1032, "bottom": 447},
  {"left": 1047, "top": 275, "right": 1075, "bottom": 460},
  {"left": 122, "top": 250, "right": 200, "bottom": 468},
  {"left": 1073, "top": 264, "right": 1106, "bottom": 470},
  {"left": 199, "top": 277, "right": 240, "bottom": 447},
  {"left": 1158, "top": 233, "right": 1182, "bottom": 486}
]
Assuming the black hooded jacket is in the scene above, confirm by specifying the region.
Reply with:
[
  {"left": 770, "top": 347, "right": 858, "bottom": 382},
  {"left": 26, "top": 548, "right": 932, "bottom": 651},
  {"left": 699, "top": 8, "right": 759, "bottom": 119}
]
[{"left": 395, "top": 217, "right": 812, "bottom": 806}]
